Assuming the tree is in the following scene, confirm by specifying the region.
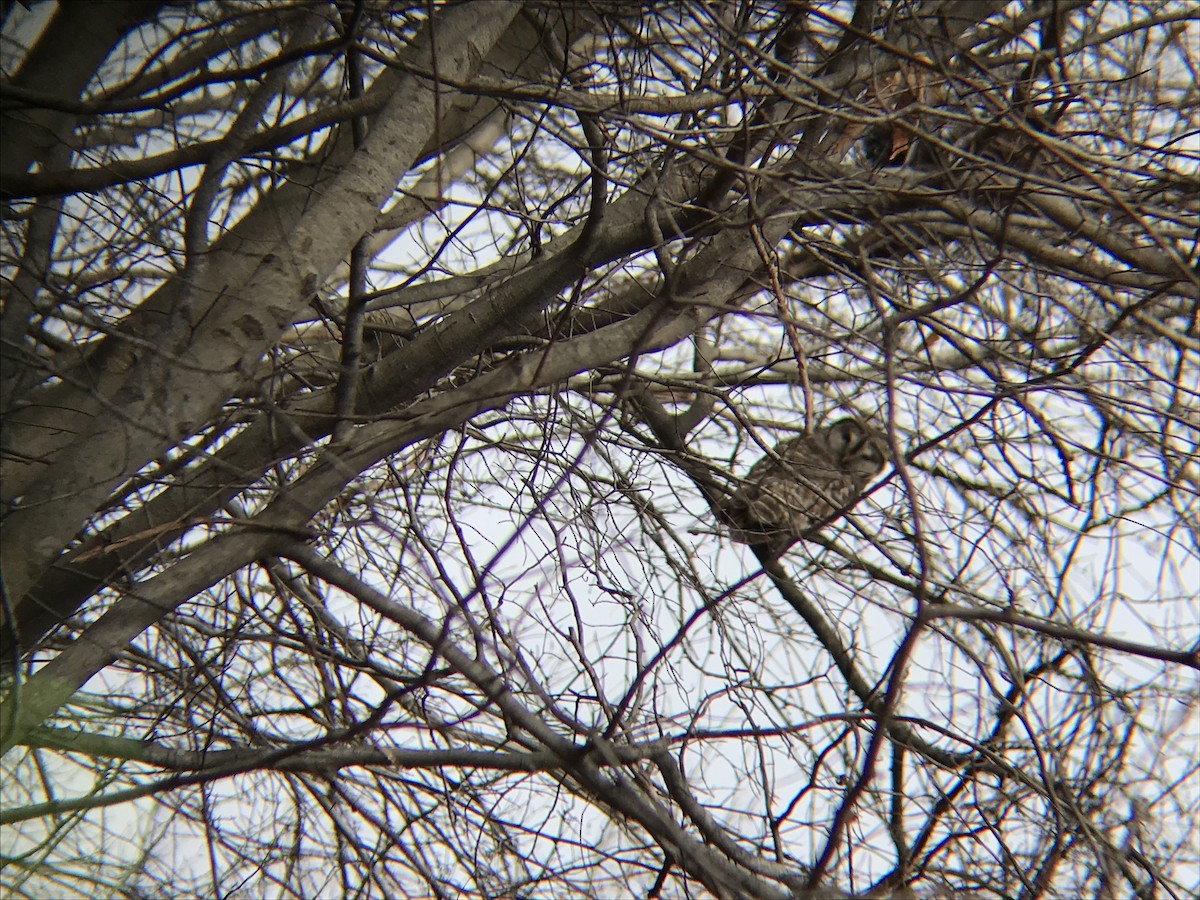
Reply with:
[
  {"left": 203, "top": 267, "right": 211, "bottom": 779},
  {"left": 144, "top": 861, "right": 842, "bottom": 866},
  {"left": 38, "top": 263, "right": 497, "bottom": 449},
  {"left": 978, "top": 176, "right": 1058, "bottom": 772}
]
[{"left": 2, "top": 1, "right": 1197, "bottom": 897}]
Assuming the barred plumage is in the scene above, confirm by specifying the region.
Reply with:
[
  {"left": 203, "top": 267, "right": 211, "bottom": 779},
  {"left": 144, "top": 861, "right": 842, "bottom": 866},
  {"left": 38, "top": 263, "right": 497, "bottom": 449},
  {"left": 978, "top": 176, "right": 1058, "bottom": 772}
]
[{"left": 724, "top": 418, "right": 887, "bottom": 556}]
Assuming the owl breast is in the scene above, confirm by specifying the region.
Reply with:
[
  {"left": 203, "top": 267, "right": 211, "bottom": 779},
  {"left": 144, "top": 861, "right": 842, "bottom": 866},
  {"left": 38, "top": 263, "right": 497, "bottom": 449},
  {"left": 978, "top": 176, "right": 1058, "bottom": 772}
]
[
  {"left": 736, "top": 440, "right": 856, "bottom": 541},
  {"left": 723, "top": 419, "right": 885, "bottom": 555}
]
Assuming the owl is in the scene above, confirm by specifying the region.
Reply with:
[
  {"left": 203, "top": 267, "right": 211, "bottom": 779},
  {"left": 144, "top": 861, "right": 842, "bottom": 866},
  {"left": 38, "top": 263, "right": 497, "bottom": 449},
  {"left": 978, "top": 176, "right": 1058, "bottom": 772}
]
[{"left": 723, "top": 418, "right": 887, "bottom": 556}]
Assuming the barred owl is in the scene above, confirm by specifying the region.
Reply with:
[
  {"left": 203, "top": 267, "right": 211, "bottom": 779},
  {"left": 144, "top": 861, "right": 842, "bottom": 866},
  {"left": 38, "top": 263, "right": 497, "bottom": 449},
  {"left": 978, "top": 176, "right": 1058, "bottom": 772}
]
[{"left": 724, "top": 418, "right": 887, "bottom": 556}]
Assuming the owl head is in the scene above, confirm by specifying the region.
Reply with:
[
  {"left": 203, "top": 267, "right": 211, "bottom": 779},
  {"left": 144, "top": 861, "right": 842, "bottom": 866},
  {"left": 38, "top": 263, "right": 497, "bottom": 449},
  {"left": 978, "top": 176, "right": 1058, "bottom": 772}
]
[{"left": 821, "top": 418, "right": 887, "bottom": 488}]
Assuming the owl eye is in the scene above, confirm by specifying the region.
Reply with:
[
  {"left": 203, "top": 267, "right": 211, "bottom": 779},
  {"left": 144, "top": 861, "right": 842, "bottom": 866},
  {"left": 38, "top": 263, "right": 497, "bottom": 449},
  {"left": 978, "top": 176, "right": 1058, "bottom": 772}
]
[{"left": 828, "top": 419, "right": 860, "bottom": 453}]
